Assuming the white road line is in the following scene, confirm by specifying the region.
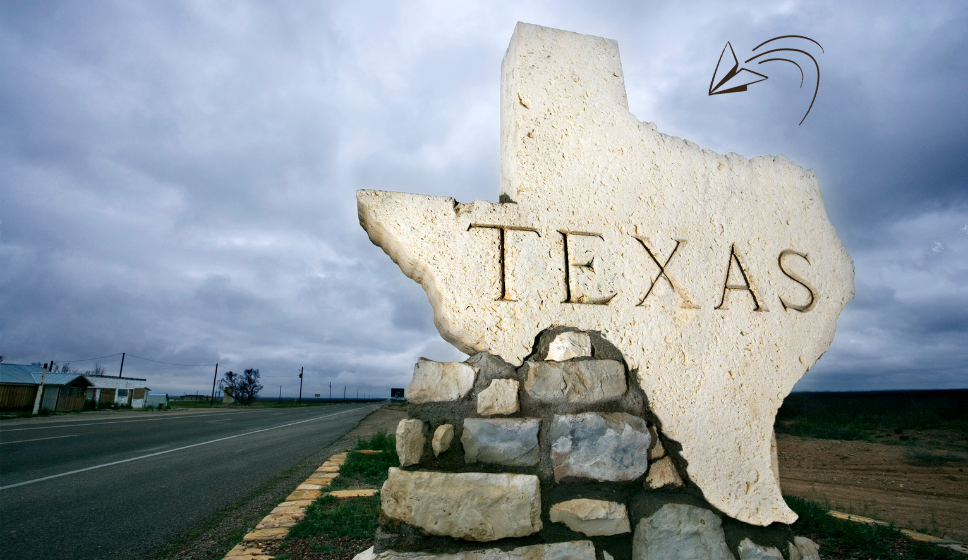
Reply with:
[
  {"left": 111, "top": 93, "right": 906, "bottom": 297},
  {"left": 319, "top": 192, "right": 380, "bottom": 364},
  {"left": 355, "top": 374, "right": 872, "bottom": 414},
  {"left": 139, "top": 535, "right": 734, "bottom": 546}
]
[
  {"left": 0, "top": 405, "right": 375, "bottom": 491},
  {"left": 0, "top": 434, "right": 79, "bottom": 445},
  {"left": 0, "top": 409, "right": 273, "bottom": 432}
]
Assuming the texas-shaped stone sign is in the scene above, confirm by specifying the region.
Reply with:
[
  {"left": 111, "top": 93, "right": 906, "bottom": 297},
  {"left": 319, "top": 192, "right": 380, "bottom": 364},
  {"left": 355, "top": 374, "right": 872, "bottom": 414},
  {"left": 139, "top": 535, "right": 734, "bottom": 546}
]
[{"left": 358, "top": 23, "right": 853, "bottom": 526}]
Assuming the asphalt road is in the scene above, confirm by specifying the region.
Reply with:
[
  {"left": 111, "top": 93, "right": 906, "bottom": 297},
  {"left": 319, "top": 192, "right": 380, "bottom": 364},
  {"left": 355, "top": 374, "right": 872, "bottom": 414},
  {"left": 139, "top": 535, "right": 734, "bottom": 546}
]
[{"left": 0, "top": 403, "right": 379, "bottom": 560}]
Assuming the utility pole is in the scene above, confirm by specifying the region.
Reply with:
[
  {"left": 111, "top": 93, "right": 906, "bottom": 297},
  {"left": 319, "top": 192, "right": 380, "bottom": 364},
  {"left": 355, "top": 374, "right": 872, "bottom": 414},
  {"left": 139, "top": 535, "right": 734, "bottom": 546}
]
[
  {"left": 343, "top": 386, "right": 346, "bottom": 401},
  {"left": 298, "top": 367, "right": 303, "bottom": 404},
  {"left": 118, "top": 352, "right": 125, "bottom": 378},
  {"left": 210, "top": 363, "right": 218, "bottom": 407},
  {"left": 328, "top": 381, "right": 332, "bottom": 402}
]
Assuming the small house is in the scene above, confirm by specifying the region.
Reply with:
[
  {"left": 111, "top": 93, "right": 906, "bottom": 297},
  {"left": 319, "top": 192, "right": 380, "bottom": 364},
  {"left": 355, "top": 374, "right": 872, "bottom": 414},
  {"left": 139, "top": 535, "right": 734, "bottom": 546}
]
[
  {"left": 85, "top": 375, "right": 150, "bottom": 408},
  {"left": 0, "top": 364, "right": 93, "bottom": 412}
]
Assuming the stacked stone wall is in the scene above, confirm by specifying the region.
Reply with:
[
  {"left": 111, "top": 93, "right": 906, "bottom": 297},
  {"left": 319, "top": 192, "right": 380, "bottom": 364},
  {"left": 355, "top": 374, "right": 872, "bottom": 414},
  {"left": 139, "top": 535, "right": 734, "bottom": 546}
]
[{"left": 370, "top": 328, "right": 819, "bottom": 560}]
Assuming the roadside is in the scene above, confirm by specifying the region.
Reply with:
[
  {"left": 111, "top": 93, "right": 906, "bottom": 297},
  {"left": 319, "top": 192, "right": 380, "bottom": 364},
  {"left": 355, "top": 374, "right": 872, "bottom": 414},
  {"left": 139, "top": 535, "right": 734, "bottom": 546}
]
[
  {"left": 777, "top": 432, "right": 968, "bottom": 544},
  {"left": 155, "top": 405, "right": 406, "bottom": 560}
]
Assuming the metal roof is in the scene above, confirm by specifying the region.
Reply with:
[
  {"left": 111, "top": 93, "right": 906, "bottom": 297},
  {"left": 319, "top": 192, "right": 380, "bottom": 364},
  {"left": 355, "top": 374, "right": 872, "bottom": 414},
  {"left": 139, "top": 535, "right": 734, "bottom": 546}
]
[{"left": 0, "top": 364, "right": 92, "bottom": 386}]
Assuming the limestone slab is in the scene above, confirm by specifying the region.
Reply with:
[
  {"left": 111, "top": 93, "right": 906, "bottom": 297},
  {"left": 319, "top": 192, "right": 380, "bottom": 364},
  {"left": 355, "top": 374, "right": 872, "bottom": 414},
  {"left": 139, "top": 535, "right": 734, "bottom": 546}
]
[
  {"left": 477, "top": 378, "right": 520, "bottom": 415},
  {"left": 396, "top": 419, "right": 427, "bottom": 467},
  {"left": 632, "top": 504, "right": 732, "bottom": 560},
  {"left": 352, "top": 541, "right": 595, "bottom": 560},
  {"left": 357, "top": 22, "right": 853, "bottom": 525},
  {"left": 644, "top": 457, "right": 684, "bottom": 490},
  {"left": 432, "top": 423, "right": 455, "bottom": 456},
  {"left": 550, "top": 412, "right": 650, "bottom": 481},
  {"left": 549, "top": 498, "right": 631, "bottom": 536},
  {"left": 737, "top": 538, "right": 783, "bottom": 559},
  {"left": 648, "top": 425, "right": 666, "bottom": 459},
  {"left": 381, "top": 468, "right": 542, "bottom": 541},
  {"left": 462, "top": 418, "right": 540, "bottom": 466},
  {"left": 407, "top": 359, "right": 477, "bottom": 404},
  {"left": 546, "top": 331, "right": 592, "bottom": 361},
  {"left": 523, "top": 360, "right": 626, "bottom": 404}
]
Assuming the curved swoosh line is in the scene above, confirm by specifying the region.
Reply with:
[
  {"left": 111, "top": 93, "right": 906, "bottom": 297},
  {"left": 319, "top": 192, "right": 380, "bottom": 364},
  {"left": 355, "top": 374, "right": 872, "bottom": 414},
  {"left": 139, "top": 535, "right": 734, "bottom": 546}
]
[
  {"left": 756, "top": 57, "right": 804, "bottom": 87},
  {"left": 746, "top": 48, "right": 819, "bottom": 125},
  {"left": 752, "top": 35, "right": 824, "bottom": 53},
  {"left": 709, "top": 42, "right": 738, "bottom": 95}
]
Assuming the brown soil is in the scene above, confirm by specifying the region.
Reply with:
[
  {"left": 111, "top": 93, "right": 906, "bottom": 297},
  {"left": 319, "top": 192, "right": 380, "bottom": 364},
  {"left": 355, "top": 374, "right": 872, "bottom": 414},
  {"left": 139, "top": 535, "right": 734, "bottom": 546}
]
[{"left": 777, "top": 431, "right": 968, "bottom": 543}]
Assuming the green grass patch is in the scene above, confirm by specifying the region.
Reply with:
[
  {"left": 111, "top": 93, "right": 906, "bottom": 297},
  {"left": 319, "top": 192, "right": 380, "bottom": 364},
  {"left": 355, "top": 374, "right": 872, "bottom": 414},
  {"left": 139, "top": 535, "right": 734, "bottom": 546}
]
[
  {"left": 328, "top": 431, "right": 399, "bottom": 490},
  {"left": 786, "top": 495, "right": 963, "bottom": 559},
  {"left": 287, "top": 494, "right": 381, "bottom": 540}
]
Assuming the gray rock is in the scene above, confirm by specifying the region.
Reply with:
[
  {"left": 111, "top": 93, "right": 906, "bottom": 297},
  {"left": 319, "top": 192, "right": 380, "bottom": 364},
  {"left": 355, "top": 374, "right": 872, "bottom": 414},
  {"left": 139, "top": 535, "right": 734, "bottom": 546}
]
[
  {"left": 396, "top": 419, "right": 427, "bottom": 467},
  {"left": 408, "top": 359, "right": 477, "bottom": 403},
  {"left": 737, "top": 538, "right": 783, "bottom": 559},
  {"left": 550, "top": 412, "right": 651, "bottom": 481},
  {"left": 648, "top": 424, "right": 666, "bottom": 459},
  {"left": 462, "top": 418, "right": 540, "bottom": 466},
  {"left": 632, "top": 504, "right": 733, "bottom": 560},
  {"left": 524, "top": 360, "right": 626, "bottom": 404},
  {"left": 380, "top": 468, "right": 542, "bottom": 541},
  {"left": 793, "top": 537, "right": 820, "bottom": 560},
  {"left": 352, "top": 541, "right": 595, "bottom": 560}
]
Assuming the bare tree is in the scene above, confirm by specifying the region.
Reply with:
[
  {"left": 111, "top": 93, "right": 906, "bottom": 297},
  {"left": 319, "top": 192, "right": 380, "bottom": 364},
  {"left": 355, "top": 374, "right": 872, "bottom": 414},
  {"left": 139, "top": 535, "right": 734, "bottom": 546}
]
[
  {"left": 85, "top": 362, "right": 105, "bottom": 376},
  {"left": 221, "top": 368, "right": 263, "bottom": 405}
]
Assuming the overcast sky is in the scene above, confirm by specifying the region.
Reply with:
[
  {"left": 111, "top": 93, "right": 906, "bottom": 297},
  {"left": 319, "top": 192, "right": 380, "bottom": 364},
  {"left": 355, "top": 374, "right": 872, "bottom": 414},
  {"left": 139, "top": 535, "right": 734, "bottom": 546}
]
[{"left": 1, "top": 1, "right": 965, "bottom": 397}]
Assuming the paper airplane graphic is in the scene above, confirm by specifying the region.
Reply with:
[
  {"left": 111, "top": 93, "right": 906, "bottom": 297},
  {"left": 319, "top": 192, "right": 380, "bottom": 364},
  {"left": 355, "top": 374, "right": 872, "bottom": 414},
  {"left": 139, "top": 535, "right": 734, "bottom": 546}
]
[{"left": 708, "top": 35, "right": 823, "bottom": 125}]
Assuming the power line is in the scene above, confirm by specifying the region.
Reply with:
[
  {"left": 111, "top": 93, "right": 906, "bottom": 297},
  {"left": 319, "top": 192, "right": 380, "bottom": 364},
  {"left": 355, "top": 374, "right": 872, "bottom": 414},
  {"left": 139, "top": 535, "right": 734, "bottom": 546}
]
[
  {"left": 124, "top": 354, "right": 215, "bottom": 367},
  {"left": 48, "top": 353, "right": 123, "bottom": 363}
]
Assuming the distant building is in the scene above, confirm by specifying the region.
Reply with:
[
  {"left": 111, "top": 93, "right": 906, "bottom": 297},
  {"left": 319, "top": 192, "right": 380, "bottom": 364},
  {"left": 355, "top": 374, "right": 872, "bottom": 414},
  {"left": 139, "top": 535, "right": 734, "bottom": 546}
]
[
  {"left": 178, "top": 394, "right": 211, "bottom": 403},
  {"left": 85, "top": 375, "right": 150, "bottom": 408}
]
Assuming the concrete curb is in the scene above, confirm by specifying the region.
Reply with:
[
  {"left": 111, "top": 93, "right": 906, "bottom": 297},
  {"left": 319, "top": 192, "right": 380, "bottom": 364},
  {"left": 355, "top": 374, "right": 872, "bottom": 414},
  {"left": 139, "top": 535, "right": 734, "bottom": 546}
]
[
  {"left": 220, "top": 450, "right": 383, "bottom": 560},
  {"left": 829, "top": 510, "right": 968, "bottom": 555}
]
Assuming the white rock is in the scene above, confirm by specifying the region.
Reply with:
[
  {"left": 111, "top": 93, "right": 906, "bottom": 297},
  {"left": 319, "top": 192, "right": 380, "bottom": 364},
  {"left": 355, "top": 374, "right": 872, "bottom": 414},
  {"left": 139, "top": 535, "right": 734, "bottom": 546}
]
[
  {"left": 546, "top": 331, "right": 592, "bottom": 361},
  {"left": 407, "top": 359, "right": 477, "bottom": 404},
  {"left": 524, "top": 360, "right": 626, "bottom": 404},
  {"left": 632, "top": 504, "right": 732, "bottom": 560},
  {"left": 645, "top": 457, "right": 684, "bottom": 490},
  {"left": 648, "top": 425, "right": 666, "bottom": 460},
  {"left": 602, "top": 552, "right": 614, "bottom": 560},
  {"left": 396, "top": 419, "right": 426, "bottom": 467},
  {"left": 432, "top": 424, "right": 455, "bottom": 456},
  {"left": 357, "top": 22, "right": 853, "bottom": 525},
  {"left": 380, "top": 468, "right": 542, "bottom": 541},
  {"left": 352, "top": 547, "right": 376, "bottom": 560},
  {"left": 549, "top": 498, "right": 631, "bottom": 536},
  {"left": 550, "top": 412, "right": 651, "bottom": 481},
  {"left": 738, "top": 538, "right": 783, "bottom": 559},
  {"left": 352, "top": 541, "right": 595, "bottom": 559},
  {"left": 462, "top": 418, "right": 540, "bottom": 466},
  {"left": 793, "top": 536, "right": 820, "bottom": 560},
  {"left": 477, "top": 378, "right": 520, "bottom": 415},
  {"left": 788, "top": 542, "right": 802, "bottom": 560}
]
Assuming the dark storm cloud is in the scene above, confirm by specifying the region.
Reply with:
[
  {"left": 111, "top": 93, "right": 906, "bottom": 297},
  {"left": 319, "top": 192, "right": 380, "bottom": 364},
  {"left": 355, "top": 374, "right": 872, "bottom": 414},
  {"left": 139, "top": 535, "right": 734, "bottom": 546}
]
[{"left": 1, "top": 1, "right": 965, "bottom": 395}]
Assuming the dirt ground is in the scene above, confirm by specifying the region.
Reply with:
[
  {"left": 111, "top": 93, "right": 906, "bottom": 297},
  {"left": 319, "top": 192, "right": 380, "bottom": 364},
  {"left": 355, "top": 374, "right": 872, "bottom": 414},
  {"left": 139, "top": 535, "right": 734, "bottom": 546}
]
[{"left": 777, "top": 430, "right": 968, "bottom": 543}]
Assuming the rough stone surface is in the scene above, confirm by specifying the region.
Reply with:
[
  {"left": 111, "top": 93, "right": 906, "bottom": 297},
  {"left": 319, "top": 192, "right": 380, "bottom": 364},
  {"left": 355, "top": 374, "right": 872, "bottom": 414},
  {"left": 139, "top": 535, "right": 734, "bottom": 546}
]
[
  {"left": 432, "top": 424, "right": 455, "bottom": 456},
  {"left": 632, "top": 504, "right": 733, "bottom": 560},
  {"left": 550, "top": 412, "right": 650, "bottom": 481},
  {"left": 546, "top": 331, "right": 592, "bottom": 361},
  {"left": 396, "top": 419, "right": 427, "bottom": 467},
  {"left": 352, "top": 541, "right": 595, "bottom": 560},
  {"left": 357, "top": 22, "right": 854, "bottom": 525},
  {"left": 380, "top": 468, "right": 542, "bottom": 541},
  {"left": 461, "top": 418, "right": 540, "bottom": 466},
  {"left": 793, "top": 536, "right": 820, "bottom": 560},
  {"left": 648, "top": 425, "right": 666, "bottom": 459},
  {"left": 477, "top": 378, "right": 520, "bottom": 415},
  {"left": 645, "top": 457, "right": 684, "bottom": 490},
  {"left": 523, "top": 360, "right": 626, "bottom": 404},
  {"left": 737, "top": 538, "right": 783, "bottom": 559},
  {"left": 549, "top": 498, "right": 631, "bottom": 536},
  {"left": 408, "top": 359, "right": 477, "bottom": 404},
  {"left": 788, "top": 542, "right": 801, "bottom": 560}
]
